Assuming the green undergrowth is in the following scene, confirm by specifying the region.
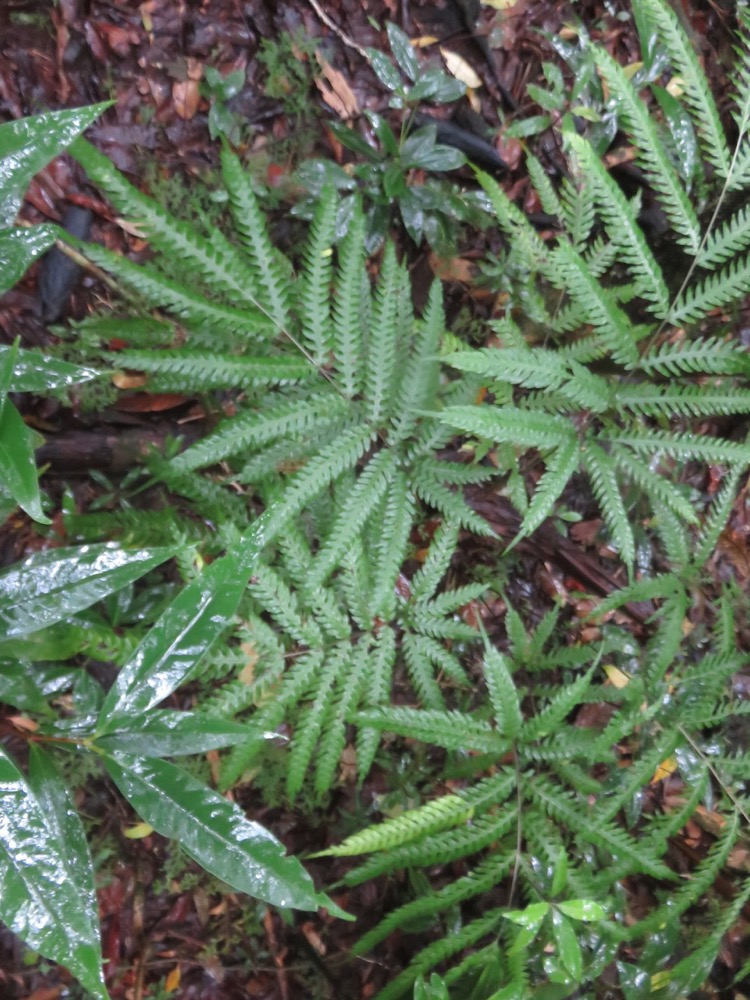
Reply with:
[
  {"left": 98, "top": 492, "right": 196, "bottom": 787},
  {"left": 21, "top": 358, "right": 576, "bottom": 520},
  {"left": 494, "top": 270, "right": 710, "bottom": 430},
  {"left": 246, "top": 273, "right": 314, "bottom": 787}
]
[{"left": 2, "top": 0, "right": 750, "bottom": 997}]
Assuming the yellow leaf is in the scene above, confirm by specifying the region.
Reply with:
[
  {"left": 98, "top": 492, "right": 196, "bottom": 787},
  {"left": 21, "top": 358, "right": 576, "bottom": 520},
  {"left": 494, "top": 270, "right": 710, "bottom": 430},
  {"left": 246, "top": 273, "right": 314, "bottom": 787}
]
[
  {"left": 603, "top": 664, "right": 630, "bottom": 689},
  {"left": 481, "top": 0, "right": 518, "bottom": 8},
  {"left": 123, "top": 821, "right": 154, "bottom": 839},
  {"left": 165, "top": 965, "right": 181, "bottom": 992},
  {"left": 651, "top": 756, "right": 676, "bottom": 783},
  {"left": 440, "top": 48, "right": 482, "bottom": 90}
]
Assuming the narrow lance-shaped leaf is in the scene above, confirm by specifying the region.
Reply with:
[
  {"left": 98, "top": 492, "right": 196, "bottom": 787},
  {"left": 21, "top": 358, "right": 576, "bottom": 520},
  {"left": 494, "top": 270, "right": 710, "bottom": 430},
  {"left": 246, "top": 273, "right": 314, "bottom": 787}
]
[
  {"left": 0, "top": 745, "right": 108, "bottom": 1000},
  {"left": 94, "top": 711, "right": 275, "bottom": 757},
  {"left": 0, "top": 225, "right": 58, "bottom": 298},
  {"left": 104, "top": 753, "right": 351, "bottom": 918},
  {"left": 0, "top": 104, "right": 110, "bottom": 225},
  {"left": 97, "top": 551, "right": 248, "bottom": 726},
  {"left": 0, "top": 543, "right": 174, "bottom": 638},
  {"left": 0, "top": 339, "right": 49, "bottom": 523}
]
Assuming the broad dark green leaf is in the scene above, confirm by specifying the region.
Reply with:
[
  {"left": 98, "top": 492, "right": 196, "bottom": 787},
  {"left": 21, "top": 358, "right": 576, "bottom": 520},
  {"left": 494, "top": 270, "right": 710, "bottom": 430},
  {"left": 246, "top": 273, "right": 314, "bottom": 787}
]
[
  {"left": 104, "top": 753, "right": 351, "bottom": 918},
  {"left": 0, "top": 104, "right": 110, "bottom": 226},
  {"left": 386, "top": 22, "right": 419, "bottom": 82},
  {"left": 95, "top": 711, "right": 270, "bottom": 756},
  {"left": 0, "top": 346, "right": 101, "bottom": 391},
  {"left": 366, "top": 48, "right": 403, "bottom": 92},
  {"left": 0, "top": 543, "right": 174, "bottom": 638},
  {"left": 0, "top": 745, "right": 108, "bottom": 1000},
  {"left": 407, "top": 68, "right": 465, "bottom": 104},
  {"left": 0, "top": 661, "right": 78, "bottom": 714},
  {"left": 552, "top": 910, "right": 582, "bottom": 981},
  {"left": 406, "top": 143, "right": 466, "bottom": 172},
  {"left": 97, "top": 552, "right": 248, "bottom": 726},
  {"left": 0, "top": 393, "right": 48, "bottom": 523},
  {"left": 0, "top": 225, "right": 57, "bottom": 297}
]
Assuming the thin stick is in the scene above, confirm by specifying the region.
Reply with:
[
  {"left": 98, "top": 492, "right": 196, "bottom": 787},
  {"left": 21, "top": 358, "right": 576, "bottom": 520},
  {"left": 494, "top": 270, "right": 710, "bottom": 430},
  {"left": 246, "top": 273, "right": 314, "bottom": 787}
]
[{"left": 306, "top": 0, "right": 370, "bottom": 61}]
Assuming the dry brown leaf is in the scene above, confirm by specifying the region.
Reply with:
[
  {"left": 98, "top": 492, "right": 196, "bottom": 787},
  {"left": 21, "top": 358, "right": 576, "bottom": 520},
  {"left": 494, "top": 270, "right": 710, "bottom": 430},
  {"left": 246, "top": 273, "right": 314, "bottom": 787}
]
[{"left": 315, "top": 53, "right": 359, "bottom": 118}]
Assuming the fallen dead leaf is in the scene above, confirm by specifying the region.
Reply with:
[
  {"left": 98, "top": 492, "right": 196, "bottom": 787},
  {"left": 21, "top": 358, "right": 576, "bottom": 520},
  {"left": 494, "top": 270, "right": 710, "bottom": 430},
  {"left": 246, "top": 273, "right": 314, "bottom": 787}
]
[{"left": 315, "top": 52, "right": 359, "bottom": 118}]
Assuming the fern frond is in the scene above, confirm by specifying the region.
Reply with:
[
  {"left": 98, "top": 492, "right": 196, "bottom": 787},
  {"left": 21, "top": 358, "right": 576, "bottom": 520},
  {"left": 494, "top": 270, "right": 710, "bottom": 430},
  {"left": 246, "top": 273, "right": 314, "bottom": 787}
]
[
  {"left": 391, "top": 282, "right": 443, "bottom": 443},
  {"left": 300, "top": 188, "right": 337, "bottom": 365},
  {"left": 482, "top": 642, "right": 522, "bottom": 739},
  {"left": 692, "top": 463, "right": 746, "bottom": 567},
  {"left": 353, "top": 706, "right": 507, "bottom": 754},
  {"left": 219, "top": 648, "right": 325, "bottom": 789},
  {"left": 552, "top": 241, "right": 639, "bottom": 366},
  {"left": 369, "top": 470, "right": 415, "bottom": 618},
  {"left": 669, "top": 253, "right": 750, "bottom": 325},
  {"left": 287, "top": 649, "right": 345, "bottom": 800},
  {"left": 593, "top": 48, "right": 701, "bottom": 253},
  {"left": 636, "top": 336, "right": 745, "bottom": 377},
  {"left": 249, "top": 563, "right": 322, "bottom": 647},
  {"left": 79, "top": 242, "right": 271, "bottom": 342},
  {"left": 523, "top": 665, "right": 596, "bottom": 741},
  {"left": 332, "top": 205, "right": 366, "bottom": 397},
  {"left": 409, "top": 521, "right": 460, "bottom": 601},
  {"left": 441, "top": 404, "right": 576, "bottom": 450},
  {"left": 71, "top": 137, "right": 273, "bottom": 313},
  {"left": 355, "top": 855, "right": 514, "bottom": 955},
  {"left": 402, "top": 632, "right": 446, "bottom": 709},
  {"left": 357, "top": 625, "right": 396, "bottom": 781},
  {"left": 366, "top": 242, "right": 402, "bottom": 424},
  {"left": 635, "top": 0, "right": 731, "bottom": 178},
  {"left": 313, "top": 643, "right": 367, "bottom": 797},
  {"left": 319, "top": 792, "right": 473, "bottom": 857},
  {"left": 608, "top": 445, "right": 701, "bottom": 523},
  {"left": 513, "top": 437, "right": 581, "bottom": 542},
  {"left": 220, "top": 146, "right": 290, "bottom": 329},
  {"left": 582, "top": 442, "right": 636, "bottom": 567},
  {"left": 170, "top": 392, "right": 351, "bottom": 472},
  {"left": 373, "top": 908, "right": 507, "bottom": 1000},
  {"left": 607, "top": 428, "right": 750, "bottom": 465},
  {"left": 307, "top": 445, "right": 399, "bottom": 588},
  {"left": 564, "top": 130, "right": 670, "bottom": 316},
  {"left": 531, "top": 780, "right": 676, "bottom": 880},
  {"left": 559, "top": 168, "right": 596, "bottom": 251},
  {"left": 122, "top": 349, "right": 311, "bottom": 391},
  {"left": 696, "top": 203, "right": 750, "bottom": 269}
]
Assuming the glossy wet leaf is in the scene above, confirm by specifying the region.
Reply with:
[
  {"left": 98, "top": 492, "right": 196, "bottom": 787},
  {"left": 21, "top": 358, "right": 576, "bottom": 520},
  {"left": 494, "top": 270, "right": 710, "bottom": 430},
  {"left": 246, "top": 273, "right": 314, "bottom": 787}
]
[
  {"left": 387, "top": 22, "right": 419, "bottom": 82},
  {"left": 552, "top": 910, "right": 583, "bottom": 981},
  {"left": 0, "top": 225, "right": 57, "bottom": 297},
  {"left": 0, "top": 393, "right": 48, "bottom": 523},
  {"left": 557, "top": 899, "right": 607, "bottom": 922},
  {"left": 0, "top": 745, "right": 108, "bottom": 1000},
  {"left": 98, "top": 552, "right": 248, "bottom": 726},
  {"left": 413, "top": 973, "right": 450, "bottom": 999},
  {"left": 104, "top": 753, "right": 351, "bottom": 918},
  {"left": 0, "top": 543, "right": 174, "bottom": 638},
  {"left": 0, "top": 346, "right": 101, "bottom": 392},
  {"left": 0, "top": 104, "right": 109, "bottom": 226},
  {"left": 95, "top": 711, "right": 271, "bottom": 756},
  {"left": 0, "top": 661, "right": 78, "bottom": 715},
  {"left": 366, "top": 48, "right": 403, "bottom": 92}
]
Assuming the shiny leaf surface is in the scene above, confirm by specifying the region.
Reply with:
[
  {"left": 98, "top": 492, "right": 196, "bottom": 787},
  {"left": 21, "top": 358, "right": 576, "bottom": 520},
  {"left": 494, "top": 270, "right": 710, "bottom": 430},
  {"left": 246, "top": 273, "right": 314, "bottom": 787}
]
[
  {"left": 0, "top": 104, "right": 109, "bottom": 226},
  {"left": 0, "top": 225, "right": 57, "bottom": 297},
  {"left": 0, "top": 393, "right": 48, "bottom": 523},
  {"left": 0, "top": 544, "right": 174, "bottom": 637},
  {"left": 0, "top": 346, "right": 101, "bottom": 391},
  {"left": 95, "top": 711, "right": 271, "bottom": 756},
  {"left": 104, "top": 753, "right": 351, "bottom": 917},
  {"left": 0, "top": 745, "right": 108, "bottom": 1000},
  {"left": 98, "top": 552, "right": 248, "bottom": 725}
]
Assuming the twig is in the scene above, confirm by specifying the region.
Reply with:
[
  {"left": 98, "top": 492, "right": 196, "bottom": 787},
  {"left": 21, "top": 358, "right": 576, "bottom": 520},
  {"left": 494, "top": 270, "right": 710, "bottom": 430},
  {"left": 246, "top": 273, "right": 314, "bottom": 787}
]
[{"left": 306, "top": 0, "right": 370, "bottom": 61}]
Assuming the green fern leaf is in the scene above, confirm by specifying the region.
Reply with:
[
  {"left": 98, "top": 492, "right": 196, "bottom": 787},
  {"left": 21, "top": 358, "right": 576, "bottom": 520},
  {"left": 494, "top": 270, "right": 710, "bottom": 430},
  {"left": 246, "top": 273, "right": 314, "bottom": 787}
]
[
  {"left": 513, "top": 436, "right": 581, "bottom": 543},
  {"left": 564, "top": 130, "right": 670, "bottom": 316},
  {"left": 634, "top": 0, "right": 731, "bottom": 178},
  {"left": 220, "top": 146, "right": 290, "bottom": 329},
  {"left": 583, "top": 441, "right": 635, "bottom": 567},
  {"left": 300, "top": 188, "right": 337, "bottom": 365},
  {"left": 669, "top": 253, "right": 750, "bottom": 325},
  {"left": 593, "top": 48, "right": 701, "bottom": 253},
  {"left": 332, "top": 205, "right": 366, "bottom": 397}
]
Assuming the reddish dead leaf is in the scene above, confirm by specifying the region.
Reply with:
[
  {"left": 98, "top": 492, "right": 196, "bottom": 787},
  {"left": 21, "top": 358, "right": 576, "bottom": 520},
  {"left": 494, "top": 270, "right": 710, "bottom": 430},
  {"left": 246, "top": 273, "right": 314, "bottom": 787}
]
[
  {"left": 27, "top": 989, "right": 62, "bottom": 1000},
  {"left": 115, "top": 392, "right": 188, "bottom": 412},
  {"left": 428, "top": 252, "right": 478, "bottom": 283},
  {"left": 173, "top": 57, "right": 203, "bottom": 120},
  {"left": 301, "top": 921, "right": 326, "bottom": 955},
  {"left": 314, "top": 53, "right": 359, "bottom": 118}
]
